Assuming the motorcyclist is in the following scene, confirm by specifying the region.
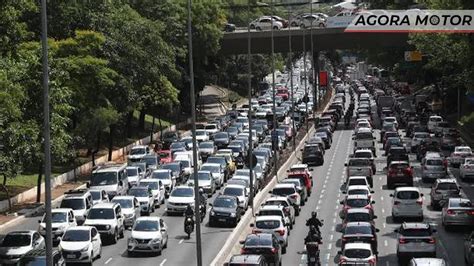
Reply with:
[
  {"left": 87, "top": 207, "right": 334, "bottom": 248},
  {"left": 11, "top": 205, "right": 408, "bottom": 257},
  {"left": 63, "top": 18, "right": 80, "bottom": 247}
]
[
  {"left": 304, "top": 225, "right": 322, "bottom": 244},
  {"left": 184, "top": 204, "right": 194, "bottom": 218},
  {"left": 198, "top": 188, "right": 207, "bottom": 216},
  {"left": 306, "top": 212, "right": 323, "bottom": 234}
]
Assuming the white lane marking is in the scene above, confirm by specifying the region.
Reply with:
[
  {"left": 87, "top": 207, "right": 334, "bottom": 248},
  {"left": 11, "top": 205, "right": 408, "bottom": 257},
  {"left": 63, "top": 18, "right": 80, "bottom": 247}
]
[
  {"left": 327, "top": 243, "right": 332, "bottom": 250},
  {"left": 326, "top": 253, "right": 330, "bottom": 262},
  {"left": 316, "top": 205, "right": 320, "bottom": 210},
  {"left": 318, "top": 199, "right": 322, "bottom": 205},
  {"left": 321, "top": 189, "right": 326, "bottom": 194},
  {"left": 383, "top": 222, "right": 386, "bottom": 228},
  {"left": 330, "top": 234, "right": 334, "bottom": 241},
  {"left": 105, "top": 258, "right": 113, "bottom": 264},
  {"left": 331, "top": 226, "right": 335, "bottom": 231},
  {"left": 179, "top": 239, "right": 184, "bottom": 244},
  {"left": 382, "top": 208, "right": 385, "bottom": 214},
  {"left": 384, "top": 240, "right": 388, "bottom": 247},
  {"left": 380, "top": 196, "right": 384, "bottom": 201},
  {"left": 333, "top": 218, "right": 337, "bottom": 224},
  {"left": 320, "top": 194, "right": 324, "bottom": 199},
  {"left": 323, "top": 184, "right": 327, "bottom": 189},
  {"left": 160, "top": 259, "right": 167, "bottom": 266}
]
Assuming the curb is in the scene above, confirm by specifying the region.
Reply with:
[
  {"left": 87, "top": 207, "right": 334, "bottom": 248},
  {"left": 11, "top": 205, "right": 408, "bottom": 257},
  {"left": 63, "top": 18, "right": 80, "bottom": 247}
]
[{"left": 211, "top": 90, "right": 334, "bottom": 265}]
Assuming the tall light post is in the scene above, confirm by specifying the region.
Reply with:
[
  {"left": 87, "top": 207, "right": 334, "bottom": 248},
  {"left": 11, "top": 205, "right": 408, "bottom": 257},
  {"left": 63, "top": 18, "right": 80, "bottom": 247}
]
[
  {"left": 287, "top": 7, "right": 296, "bottom": 148},
  {"left": 302, "top": 22, "right": 308, "bottom": 132},
  {"left": 40, "top": 0, "right": 53, "bottom": 264},
  {"left": 310, "top": 0, "right": 317, "bottom": 122},
  {"left": 187, "top": 1, "right": 203, "bottom": 265},
  {"left": 247, "top": 0, "right": 254, "bottom": 215},
  {"left": 270, "top": 0, "right": 279, "bottom": 180}
]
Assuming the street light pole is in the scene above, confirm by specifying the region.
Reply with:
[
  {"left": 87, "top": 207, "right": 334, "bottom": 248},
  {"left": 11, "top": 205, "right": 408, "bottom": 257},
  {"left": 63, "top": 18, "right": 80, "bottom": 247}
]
[
  {"left": 187, "top": 1, "right": 203, "bottom": 265},
  {"left": 288, "top": 8, "right": 296, "bottom": 148},
  {"left": 271, "top": 0, "right": 278, "bottom": 180},
  {"left": 247, "top": 0, "right": 254, "bottom": 215},
  {"left": 303, "top": 25, "right": 308, "bottom": 132},
  {"left": 40, "top": 0, "right": 53, "bottom": 264},
  {"left": 310, "top": 0, "right": 317, "bottom": 120}
]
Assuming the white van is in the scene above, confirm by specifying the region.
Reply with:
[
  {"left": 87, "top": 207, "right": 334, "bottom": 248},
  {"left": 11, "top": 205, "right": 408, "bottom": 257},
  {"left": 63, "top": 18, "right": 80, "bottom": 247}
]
[{"left": 90, "top": 164, "right": 129, "bottom": 199}]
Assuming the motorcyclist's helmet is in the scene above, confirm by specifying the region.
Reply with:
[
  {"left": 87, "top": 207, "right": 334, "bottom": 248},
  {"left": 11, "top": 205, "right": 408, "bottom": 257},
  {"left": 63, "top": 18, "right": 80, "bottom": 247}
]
[
  {"left": 199, "top": 188, "right": 204, "bottom": 194},
  {"left": 311, "top": 211, "right": 317, "bottom": 219}
]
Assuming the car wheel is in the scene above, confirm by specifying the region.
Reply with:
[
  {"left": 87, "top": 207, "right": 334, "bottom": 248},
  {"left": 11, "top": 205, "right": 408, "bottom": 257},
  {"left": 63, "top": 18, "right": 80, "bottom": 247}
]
[
  {"left": 273, "top": 26, "right": 279, "bottom": 30},
  {"left": 111, "top": 229, "right": 118, "bottom": 244},
  {"left": 319, "top": 23, "right": 325, "bottom": 28},
  {"left": 282, "top": 245, "right": 287, "bottom": 254},
  {"left": 157, "top": 245, "right": 162, "bottom": 256},
  {"left": 97, "top": 246, "right": 102, "bottom": 259},
  {"left": 120, "top": 227, "right": 124, "bottom": 238},
  {"left": 300, "top": 24, "right": 306, "bottom": 29},
  {"left": 256, "top": 26, "right": 262, "bottom": 31}
]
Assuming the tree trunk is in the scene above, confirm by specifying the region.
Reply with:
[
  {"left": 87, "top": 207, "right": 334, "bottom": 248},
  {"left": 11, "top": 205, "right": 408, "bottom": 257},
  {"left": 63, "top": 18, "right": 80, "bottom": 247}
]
[
  {"left": 1, "top": 175, "right": 11, "bottom": 211},
  {"left": 158, "top": 114, "right": 163, "bottom": 140},
  {"left": 96, "top": 131, "right": 101, "bottom": 151},
  {"left": 125, "top": 111, "right": 133, "bottom": 138},
  {"left": 150, "top": 116, "right": 155, "bottom": 143},
  {"left": 108, "top": 125, "right": 115, "bottom": 161},
  {"left": 36, "top": 161, "right": 43, "bottom": 203},
  {"left": 138, "top": 110, "right": 146, "bottom": 130}
]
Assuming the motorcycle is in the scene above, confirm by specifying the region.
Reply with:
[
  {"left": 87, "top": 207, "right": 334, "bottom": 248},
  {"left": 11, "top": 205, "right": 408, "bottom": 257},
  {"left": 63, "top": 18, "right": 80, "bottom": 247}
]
[
  {"left": 184, "top": 215, "right": 194, "bottom": 239},
  {"left": 306, "top": 241, "right": 321, "bottom": 266}
]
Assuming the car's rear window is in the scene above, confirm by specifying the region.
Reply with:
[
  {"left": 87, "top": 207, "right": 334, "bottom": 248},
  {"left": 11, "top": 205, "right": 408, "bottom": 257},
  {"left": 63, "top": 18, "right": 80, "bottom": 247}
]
[
  {"left": 272, "top": 187, "right": 295, "bottom": 196},
  {"left": 256, "top": 220, "right": 280, "bottom": 229},
  {"left": 259, "top": 210, "right": 283, "bottom": 217},
  {"left": 436, "top": 183, "right": 458, "bottom": 191},
  {"left": 391, "top": 163, "right": 409, "bottom": 169},
  {"left": 347, "top": 199, "right": 369, "bottom": 207},
  {"left": 348, "top": 179, "right": 367, "bottom": 186},
  {"left": 356, "top": 132, "right": 373, "bottom": 140},
  {"left": 348, "top": 189, "right": 368, "bottom": 196},
  {"left": 344, "top": 249, "right": 371, "bottom": 258},
  {"left": 245, "top": 236, "right": 272, "bottom": 247},
  {"left": 349, "top": 159, "right": 371, "bottom": 166},
  {"left": 345, "top": 225, "right": 372, "bottom": 235},
  {"left": 396, "top": 191, "right": 419, "bottom": 199},
  {"left": 401, "top": 228, "right": 431, "bottom": 237},
  {"left": 347, "top": 213, "right": 370, "bottom": 222},
  {"left": 426, "top": 159, "right": 443, "bottom": 166}
]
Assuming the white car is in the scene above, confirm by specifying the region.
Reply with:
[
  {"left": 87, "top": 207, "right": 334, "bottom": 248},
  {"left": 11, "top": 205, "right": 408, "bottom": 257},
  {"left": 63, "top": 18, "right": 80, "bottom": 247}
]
[
  {"left": 299, "top": 14, "right": 326, "bottom": 28},
  {"left": 166, "top": 186, "right": 195, "bottom": 215},
  {"left": 251, "top": 215, "right": 289, "bottom": 253},
  {"left": 126, "top": 166, "right": 144, "bottom": 187},
  {"left": 128, "top": 145, "right": 150, "bottom": 163},
  {"left": 59, "top": 226, "right": 102, "bottom": 264},
  {"left": 251, "top": 17, "right": 283, "bottom": 31},
  {"left": 271, "top": 183, "right": 301, "bottom": 215},
  {"left": 38, "top": 208, "right": 76, "bottom": 244},
  {"left": 411, "top": 132, "right": 430, "bottom": 152},
  {"left": 200, "top": 163, "right": 224, "bottom": 188},
  {"left": 338, "top": 242, "right": 377, "bottom": 265},
  {"left": 195, "top": 129, "right": 210, "bottom": 142},
  {"left": 450, "top": 146, "right": 473, "bottom": 167},
  {"left": 396, "top": 223, "right": 437, "bottom": 262},
  {"left": 151, "top": 169, "right": 175, "bottom": 196},
  {"left": 427, "top": 115, "right": 443, "bottom": 132},
  {"left": 383, "top": 116, "right": 398, "bottom": 128},
  {"left": 257, "top": 205, "right": 293, "bottom": 230},
  {"left": 84, "top": 202, "right": 125, "bottom": 244},
  {"left": 188, "top": 170, "right": 215, "bottom": 195},
  {"left": 0, "top": 231, "right": 45, "bottom": 265},
  {"left": 89, "top": 189, "right": 110, "bottom": 205},
  {"left": 460, "top": 157, "right": 474, "bottom": 180},
  {"left": 127, "top": 217, "right": 168, "bottom": 256},
  {"left": 139, "top": 179, "right": 166, "bottom": 207},
  {"left": 222, "top": 184, "right": 248, "bottom": 210},
  {"left": 128, "top": 186, "right": 155, "bottom": 215},
  {"left": 345, "top": 185, "right": 374, "bottom": 200},
  {"left": 111, "top": 196, "right": 139, "bottom": 229},
  {"left": 391, "top": 187, "right": 424, "bottom": 222},
  {"left": 204, "top": 123, "right": 219, "bottom": 136},
  {"left": 263, "top": 196, "right": 295, "bottom": 228}
]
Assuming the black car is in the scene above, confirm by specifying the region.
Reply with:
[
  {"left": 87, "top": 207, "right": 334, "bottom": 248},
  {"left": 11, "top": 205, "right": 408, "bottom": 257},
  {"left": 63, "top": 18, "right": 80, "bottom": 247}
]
[
  {"left": 341, "top": 222, "right": 379, "bottom": 253},
  {"left": 224, "top": 23, "right": 236, "bottom": 32},
  {"left": 387, "top": 146, "right": 409, "bottom": 168},
  {"left": 301, "top": 144, "right": 324, "bottom": 166},
  {"left": 161, "top": 162, "right": 185, "bottom": 183},
  {"left": 162, "top": 131, "right": 179, "bottom": 149},
  {"left": 19, "top": 248, "right": 65, "bottom": 266},
  {"left": 239, "top": 233, "right": 282, "bottom": 265},
  {"left": 209, "top": 195, "right": 242, "bottom": 227},
  {"left": 315, "top": 126, "right": 333, "bottom": 142},
  {"left": 416, "top": 139, "right": 441, "bottom": 161}
]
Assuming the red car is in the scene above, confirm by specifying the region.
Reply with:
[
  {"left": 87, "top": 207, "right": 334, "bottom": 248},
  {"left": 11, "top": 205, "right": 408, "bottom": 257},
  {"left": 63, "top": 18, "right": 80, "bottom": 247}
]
[
  {"left": 287, "top": 171, "right": 312, "bottom": 197},
  {"left": 387, "top": 161, "right": 413, "bottom": 189},
  {"left": 276, "top": 87, "right": 289, "bottom": 101},
  {"left": 158, "top": 150, "right": 173, "bottom": 164}
]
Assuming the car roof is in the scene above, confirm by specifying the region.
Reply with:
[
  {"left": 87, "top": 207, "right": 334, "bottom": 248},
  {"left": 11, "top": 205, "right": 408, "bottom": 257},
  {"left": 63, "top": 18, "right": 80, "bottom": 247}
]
[
  {"left": 402, "top": 222, "right": 430, "bottom": 230},
  {"left": 260, "top": 205, "right": 284, "bottom": 211},
  {"left": 255, "top": 215, "right": 283, "bottom": 222},
  {"left": 136, "top": 216, "right": 160, "bottom": 222},
  {"left": 395, "top": 186, "right": 420, "bottom": 192},
  {"left": 291, "top": 164, "right": 308, "bottom": 168},
  {"left": 435, "top": 178, "right": 457, "bottom": 184},
  {"left": 345, "top": 221, "right": 372, "bottom": 227},
  {"left": 91, "top": 202, "right": 117, "bottom": 209},
  {"left": 347, "top": 185, "right": 370, "bottom": 190},
  {"left": 274, "top": 183, "right": 296, "bottom": 188},
  {"left": 153, "top": 169, "right": 172, "bottom": 173},
  {"left": 357, "top": 128, "right": 372, "bottom": 133},
  {"left": 343, "top": 242, "right": 372, "bottom": 249},
  {"left": 410, "top": 258, "right": 446, "bottom": 265},
  {"left": 346, "top": 208, "right": 371, "bottom": 214},
  {"left": 111, "top": 195, "right": 135, "bottom": 200},
  {"left": 266, "top": 196, "right": 290, "bottom": 202},
  {"left": 7, "top": 230, "right": 35, "bottom": 235},
  {"left": 66, "top": 226, "right": 92, "bottom": 231},
  {"left": 225, "top": 184, "right": 246, "bottom": 189},
  {"left": 346, "top": 194, "right": 369, "bottom": 200}
]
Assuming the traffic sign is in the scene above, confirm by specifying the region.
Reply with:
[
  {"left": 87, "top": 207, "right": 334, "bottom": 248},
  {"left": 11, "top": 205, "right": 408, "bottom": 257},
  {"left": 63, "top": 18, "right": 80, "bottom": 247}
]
[
  {"left": 245, "top": 154, "right": 258, "bottom": 169},
  {"left": 404, "top": 51, "right": 422, "bottom": 62}
]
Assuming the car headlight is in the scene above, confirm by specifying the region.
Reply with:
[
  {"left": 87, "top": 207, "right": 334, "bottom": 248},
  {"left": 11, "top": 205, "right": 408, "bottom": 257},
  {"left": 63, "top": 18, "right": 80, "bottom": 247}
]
[
  {"left": 124, "top": 213, "right": 133, "bottom": 218},
  {"left": 128, "top": 237, "right": 137, "bottom": 244},
  {"left": 151, "top": 238, "right": 161, "bottom": 244},
  {"left": 105, "top": 225, "right": 111, "bottom": 230},
  {"left": 230, "top": 212, "right": 236, "bottom": 217},
  {"left": 80, "top": 246, "right": 89, "bottom": 252},
  {"left": 210, "top": 211, "right": 215, "bottom": 216}
]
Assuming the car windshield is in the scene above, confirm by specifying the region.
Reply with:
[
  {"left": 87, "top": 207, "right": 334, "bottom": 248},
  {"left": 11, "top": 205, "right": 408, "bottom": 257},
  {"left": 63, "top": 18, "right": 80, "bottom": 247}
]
[
  {"left": 60, "top": 198, "right": 85, "bottom": 210},
  {"left": 197, "top": 172, "right": 211, "bottom": 180},
  {"left": 259, "top": 210, "right": 282, "bottom": 217},
  {"left": 152, "top": 171, "right": 170, "bottom": 180},
  {"left": 1, "top": 234, "right": 31, "bottom": 247},
  {"left": 348, "top": 189, "right": 368, "bottom": 196},
  {"left": 347, "top": 213, "right": 370, "bottom": 222},
  {"left": 127, "top": 168, "right": 138, "bottom": 176},
  {"left": 141, "top": 157, "right": 157, "bottom": 166},
  {"left": 272, "top": 187, "right": 295, "bottom": 196},
  {"left": 130, "top": 148, "right": 146, "bottom": 155},
  {"left": 256, "top": 220, "right": 280, "bottom": 229},
  {"left": 171, "top": 188, "right": 193, "bottom": 197},
  {"left": 245, "top": 236, "right": 272, "bottom": 246},
  {"left": 201, "top": 165, "right": 219, "bottom": 173},
  {"left": 62, "top": 230, "right": 90, "bottom": 242},
  {"left": 112, "top": 199, "right": 133, "bottom": 208},
  {"left": 214, "top": 197, "right": 237, "bottom": 208},
  {"left": 223, "top": 187, "right": 243, "bottom": 196},
  {"left": 162, "top": 164, "right": 179, "bottom": 172},
  {"left": 356, "top": 132, "right": 373, "bottom": 140},
  {"left": 396, "top": 191, "right": 419, "bottom": 199},
  {"left": 199, "top": 143, "right": 214, "bottom": 149},
  {"left": 345, "top": 225, "right": 372, "bottom": 235},
  {"left": 50, "top": 212, "right": 67, "bottom": 223},
  {"left": 426, "top": 159, "right": 443, "bottom": 166},
  {"left": 347, "top": 199, "right": 369, "bottom": 207},
  {"left": 129, "top": 188, "right": 148, "bottom": 197},
  {"left": 344, "top": 249, "right": 371, "bottom": 259},
  {"left": 349, "top": 159, "right": 371, "bottom": 166},
  {"left": 214, "top": 133, "right": 228, "bottom": 139},
  {"left": 133, "top": 220, "right": 159, "bottom": 231},
  {"left": 436, "top": 183, "right": 458, "bottom": 191},
  {"left": 91, "top": 172, "right": 117, "bottom": 186},
  {"left": 401, "top": 228, "right": 431, "bottom": 237},
  {"left": 87, "top": 208, "right": 115, "bottom": 219},
  {"left": 140, "top": 181, "right": 158, "bottom": 190},
  {"left": 90, "top": 191, "right": 102, "bottom": 201}
]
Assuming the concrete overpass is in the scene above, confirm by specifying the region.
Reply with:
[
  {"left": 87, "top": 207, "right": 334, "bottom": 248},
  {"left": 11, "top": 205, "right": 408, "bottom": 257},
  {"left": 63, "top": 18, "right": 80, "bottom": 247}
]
[{"left": 220, "top": 28, "right": 410, "bottom": 54}]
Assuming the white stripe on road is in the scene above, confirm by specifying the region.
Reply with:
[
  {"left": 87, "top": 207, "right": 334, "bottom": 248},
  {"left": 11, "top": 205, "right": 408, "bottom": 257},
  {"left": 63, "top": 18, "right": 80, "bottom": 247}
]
[
  {"left": 105, "top": 258, "right": 113, "bottom": 264},
  {"left": 330, "top": 234, "right": 334, "bottom": 241},
  {"left": 384, "top": 240, "right": 388, "bottom": 247},
  {"left": 383, "top": 222, "right": 386, "bottom": 228},
  {"left": 160, "top": 259, "right": 167, "bottom": 266},
  {"left": 327, "top": 243, "right": 332, "bottom": 250},
  {"left": 382, "top": 208, "right": 385, "bottom": 213},
  {"left": 179, "top": 239, "right": 184, "bottom": 244}
]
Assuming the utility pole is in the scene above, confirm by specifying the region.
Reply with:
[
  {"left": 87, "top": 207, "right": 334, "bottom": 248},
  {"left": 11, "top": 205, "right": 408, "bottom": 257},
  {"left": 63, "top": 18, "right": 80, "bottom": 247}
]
[
  {"left": 303, "top": 24, "right": 308, "bottom": 132},
  {"left": 247, "top": 0, "right": 254, "bottom": 215},
  {"left": 271, "top": 0, "right": 278, "bottom": 180},
  {"left": 40, "top": 0, "right": 53, "bottom": 264},
  {"left": 288, "top": 7, "right": 296, "bottom": 148},
  {"left": 187, "top": 1, "right": 202, "bottom": 265},
  {"left": 310, "top": 0, "right": 317, "bottom": 121}
]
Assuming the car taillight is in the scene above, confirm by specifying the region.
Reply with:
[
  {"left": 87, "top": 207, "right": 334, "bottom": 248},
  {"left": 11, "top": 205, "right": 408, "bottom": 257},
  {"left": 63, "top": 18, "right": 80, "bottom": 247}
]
[
  {"left": 365, "top": 205, "right": 372, "bottom": 210},
  {"left": 339, "top": 258, "right": 347, "bottom": 264},
  {"left": 240, "top": 248, "right": 247, "bottom": 254},
  {"left": 405, "top": 168, "right": 413, "bottom": 175},
  {"left": 428, "top": 237, "right": 436, "bottom": 244},
  {"left": 388, "top": 169, "right": 396, "bottom": 176},
  {"left": 290, "top": 194, "right": 297, "bottom": 199},
  {"left": 466, "top": 210, "right": 474, "bottom": 216},
  {"left": 276, "top": 229, "right": 285, "bottom": 236},
  {"left": 252, "top": 229, "right": 262, "bottom": 234},
  {"left": 443, "top": 160, "right": 448, "bottom": 167},
  {"left": 465, "top": 165, "right": 471, "bottom": 169},
  {"left": 370, "top": 237, "right": 376, "bottom": 241},
  {"left": 416, "top": 199, "right": 423, "bottom": 205},
  {"left": 399, "top": 237, "right": 406, "bottom": 244},
  {"left": 271, "top": 247, "right": 277, "bottom": 254},
  {"left": 394, "top": 201, "right": 400, "bottom": 205},
  {"left": 368, "top": 258, "right": 376, "bottom": 264},
  {"left": 446, "top": 210, "right": 455, "bottom": 215}
]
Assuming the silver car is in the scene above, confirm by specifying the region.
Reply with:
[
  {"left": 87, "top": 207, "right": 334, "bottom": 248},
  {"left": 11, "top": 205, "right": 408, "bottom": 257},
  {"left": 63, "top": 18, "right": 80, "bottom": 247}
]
[
  {"left": 396, "top": 223, "right": 436, "bottom": 262},
  {"left": 411, "top": 132, "right": 429, "bottom": 152},
  {"left": 464, "top": 232, "right": 474, "bottom": 265},
  {"left": 421, "top": 156, "right": 447, "bottom": 182},
  {"left": 460, "top": 157, "right": 474, "bottom": 180},
  {"left": 441, "top": 198, "right": 474, "bottom": 228},
  {"left": 429, "top": 179, "right": 460, "bottom": 210},
  {"left": 409, "top": 258, "right": 446, "bottom": 266}
]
